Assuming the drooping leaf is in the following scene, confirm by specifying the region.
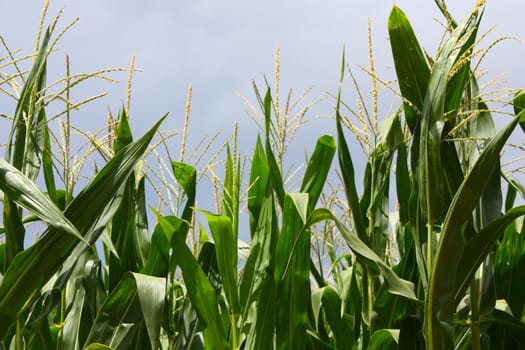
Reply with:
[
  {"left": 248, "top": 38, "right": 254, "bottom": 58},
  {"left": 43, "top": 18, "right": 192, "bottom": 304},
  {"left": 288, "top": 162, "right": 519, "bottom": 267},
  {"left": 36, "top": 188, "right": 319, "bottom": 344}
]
[
  {"left": 368, "top": 329, "right": 399, "bottom": 350},
  {"left": 171, "top": 161, "right": 196, "bottom": 229},
  {"left": 313, "top": 286, "right": 354, "bottom": 349},
  {"left": 307, "top": 208, "right": 417, "bottom": 301},
  {"left": 3, "top": 29, "right": 51, "bottom": 267},
  {"left": 0, "top": 158, "right": 86, "bottom": 244},
  {"left": 300, "top": 135, "right": 335, "bottom": 212},
  {"left": 141, "top": 220, "right": 171, "bottom": 277},
  {"left": 85, "top": 272, "right": 165, "bottom": 350},
  {"left": 0, "top": 116, "right": 165, "bottom": 336},
  {"left": 155, "top": 214, "right": 230, "bottom": 349}
]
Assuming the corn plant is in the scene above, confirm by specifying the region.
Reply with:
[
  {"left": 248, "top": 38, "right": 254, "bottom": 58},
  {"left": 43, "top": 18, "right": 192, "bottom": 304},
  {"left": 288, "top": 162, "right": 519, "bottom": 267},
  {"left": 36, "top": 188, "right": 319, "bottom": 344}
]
[
  {"left": 380, "top": 1, "right": 525, "bottom": 348},
  {"left": 2, "top": 0, "right": 525, "bottom": 349}
]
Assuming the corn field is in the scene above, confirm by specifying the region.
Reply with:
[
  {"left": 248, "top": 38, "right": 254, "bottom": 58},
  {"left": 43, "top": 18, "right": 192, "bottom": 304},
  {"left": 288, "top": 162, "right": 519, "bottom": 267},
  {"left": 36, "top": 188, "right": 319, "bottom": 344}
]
[{"left": 1, "top": 1, "right": 525, "bottom": 349}]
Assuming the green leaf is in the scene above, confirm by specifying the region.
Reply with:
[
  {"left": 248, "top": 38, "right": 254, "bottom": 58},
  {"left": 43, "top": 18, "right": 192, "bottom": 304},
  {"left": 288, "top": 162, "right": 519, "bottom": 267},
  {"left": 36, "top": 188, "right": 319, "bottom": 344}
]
[
  {"left": 493, "top": 216, "right": 525, "bottom": 317},
  {"left": 2, "top": 28, "right": 50, "bottom": 265},
  {"left": 155, "top": 214, "right": 231, "bottom": 349},
  {"left": 388, "top": 5, "right": 430, "bottom": 133},
  {"left": 85, "top": 272, "right": 165, "bottom": 350},
  {"left": 109, "top": 174, "right": 149, "bottom": 291},
  {"left": 0, "top": 116, "right": 164, "bottom": 336},
  {"left": 512, "top": 90, "right": 525, "bottom": 116},
  {"left": 141, "top": 221, "right": 171, "bottom": 277},
  {"left": 427, "top": 115, "right": 518, "bottom": 347},
  {"left": 0, "top": 244, "right": 5, "bottom": 274},
  {"left": 0, "top": 158, "right": 86, "bottom": 244},
  {"left": 367, "top": 113, "right": 403, "bottom": 257},
  {"left": 62, "top": 256, "right": 105, "bottom": 349},
  {"left": 84, "top": 344, "right": 114, "bottom": 350},
  {"left": 335, "top": 63, "right": 368, "bottom": 244},
  {"left": 314, "top": 286, "right": 354, "bottom": 349},
  {"left": 240, "top": 196, "right": 278, "bottom": 350},
  {"left": 300, "top": 135, "right": 335, "bottom": 212},
  {"left": 483, "top": 307, "right": 525, "bottom": 346},
  {"left": 275, "top": 193, "right": 311, "bottom": 350},
  {"left": 42, "top": 119, "right": 57, "bottom": 205},
  {"left": 113, "top": 108, "right": 133, "bottom": 152},
  {"left": 396, "top": 137, "right": 411, "bottom": 225},
  {"left": 398, "top": 316, "right": 425, "bottom": 349},
  {"left": 247, "top": 135, "right": 270, "bottom": 236},
  {"left": 263, "top": 88, "right": 285, "bottom": 208},
  {"left": 0, "top": 28, "right": 51, "bottom": 265},
  {"left": 454, "top": 205, "right": 524, "bottom": 303},
  {"left": 417, "top": 3, "right": 480, "bottom": 225},
  {"left": 368, "top": 329, "right": 399, "bottom": 350},
  {"left": 307, "top": 208, "right": 418, "bottom": 301},
  {"left": 374, "top": 231, "right": 418, "bottom": 330},
  {"left": 201, "top": 212, "right": 240, "bottom": 315},
  {"left": 6, "top": 28, "right": 50, "bottom": 177},
  {"left": 171, "top": 161, "right": 196, "bottom": 228},
  {"left": 2, "top": 195, "right": 25, "bottom": 268},
  {"left": 222, "top": 143, "right": 241, "bottom": 242}
]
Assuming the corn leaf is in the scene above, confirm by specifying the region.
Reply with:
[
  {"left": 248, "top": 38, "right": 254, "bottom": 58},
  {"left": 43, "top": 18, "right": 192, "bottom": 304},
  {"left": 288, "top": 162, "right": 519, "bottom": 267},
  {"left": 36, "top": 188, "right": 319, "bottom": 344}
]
[
  {"left": 300, "top": 135, "right": 335, "bottom": 212},
  {"left": 307, "top": 208, "right": 417, "bottom": 301},
  {"left": 335, "top": 59, "right": 368, "bottom": 244},
  {"left": 171, "top": 161, "right": 196, "bottom": 230},
  {"left": 417, "top": 6, "right": 480, "bottom": 225},
  {"left": 141, "top": 221, "right": 171, "bottom": 277},
  {"left": 85, "top": 272, "right": 165, "bottom": 350},
  {"left": 84, "top": 344, "right": 113, "bottom": 350},
  {"left": 368, "top": 329, "right": 399, "bottom": 350},
  {"left": 0, "top": 116, "right": 164, "bottom": 336},
  {"left": 6, "top": 29, "right": 50, "bottom": 177},
  {"left": 202, "top": 212, "right": 240, "bottom": 315},
  {"left": 247, "top": 135, "right": 270, "bottom": 236},
  {"left": 263, "top": 88, "right": 285, "bottom": 208},
  {"left": 313, "top": 286, "right": 354, "bottom": 349},
  {"left": 240, "top": 195, "right": 278, "bottom": 350},
  {"left": 156, "top": 214, "right": 231, "bottom": 349},
  {"left": 275, "top": 193, "right": 310, "bottom": 350},
  {"left": 3, "top": 29, "right": 51, "bottom": 267},
  {"left": 427, "top": 115, "right": 518, "bottom": 347},
  {"left": 0, "top": 158, "right": 84, "bottom": 242},
  {"left": 222, "top": 144, "right": 241, "bottom": 242},
  {"left": 492, "top": 215, "right": 525, "bottom": 317},
  {"left": 388, "top": 5, "right": 430, "bottom": 133}
]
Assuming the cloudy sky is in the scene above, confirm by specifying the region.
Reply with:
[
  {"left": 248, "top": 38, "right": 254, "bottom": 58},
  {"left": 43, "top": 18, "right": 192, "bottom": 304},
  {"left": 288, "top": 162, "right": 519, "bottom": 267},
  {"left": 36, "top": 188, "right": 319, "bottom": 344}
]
[{"left": 1, "top": 0, "right": 524, "bottom": 217}]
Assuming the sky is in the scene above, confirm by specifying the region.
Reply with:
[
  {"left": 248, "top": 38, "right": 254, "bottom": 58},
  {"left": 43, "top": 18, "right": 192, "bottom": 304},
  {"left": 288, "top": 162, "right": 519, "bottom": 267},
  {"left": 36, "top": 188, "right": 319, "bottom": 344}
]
[{"left": 1, "top": 0, "right": 524, "bottom": 228}]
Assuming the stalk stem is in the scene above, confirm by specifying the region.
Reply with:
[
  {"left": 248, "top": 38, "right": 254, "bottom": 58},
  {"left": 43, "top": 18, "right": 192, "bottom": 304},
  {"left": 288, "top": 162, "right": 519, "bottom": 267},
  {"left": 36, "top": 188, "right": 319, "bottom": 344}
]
[
  {"left": 426, "top": 223, "right": 433, "bottom": 283},
  {"left": 56, "top": 288, "right": 66, "bottom": 350},
  {"left": 367, "top": 267, "right": 375, "bottom": 331},
  {"left": 470, "top": 277, "right": 481, "bottom": 350},
  {"left": 231, "top": 311, "right": 239, "bottom": 350},
  {"left": 15, "top": 319, "right": 23, "bottom": 350}
]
